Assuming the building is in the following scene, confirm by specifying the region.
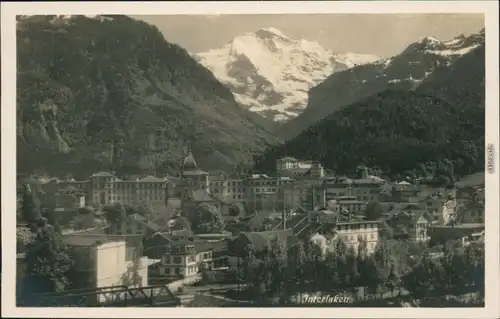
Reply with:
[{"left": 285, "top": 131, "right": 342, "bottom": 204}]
[
  {"left": 322, "top": 177, "right": 383, "bottom": 204},
  {"left": 392, "top": 181, "right": 420, "bottom": 202},
  {"left": 157, "top": 239, "right": 215, "bottom": 279},
  {"left": 279, "top": 178, "right": 324, "bottom": 211},
  {"left": 61, "top": 234, "right": 148, "bottom": 303},
  {"left": 428, "top": 223, "right": 485, "bottom": 246},
  {"left": 50, "top": 186, "right": 87, "bottom": 228},
  {"left": 208, "top": 176, "right": 246, "bottom": 202},
  {"left": 307, "top": 208, "right": 380, "bottom": 254},
  {"left": 228, "top": 230, "right": 300, "bottom": 262},
  {"left": 40, "top": 172, "right": 170, "bottom": 220},
  {"left": 108, "top": 213, "right": 163, "bottom": 236},
  {"left": 276, "top": 157, "right": 313, "bottom": 176},
  {"left": 455, "top": 201, "right": 485, "bottom": 224},
  {"left": 276, "top": 157, "right": 326, "bottom": 180},
  {"left": 245, "top": 174, "right": 279, "bottom": 212},
  {"left": 91, "top": 173, "right": 168, "bottom": 219},
  {"left": 179, "top": 149, "right": 209, "bottom": 189},
  {"left": 385, "top": 208, "right": 433, "bottom": 242},
  {"left": 336, "top": 196, "right": 367, "bottom": 214}
]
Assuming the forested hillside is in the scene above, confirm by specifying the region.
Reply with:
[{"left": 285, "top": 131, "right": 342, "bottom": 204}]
[
  {"left": 278, "top": 31, "right": 485, "bottom": 141},
  {"left": 17, "top": 15, "right": 279, "bottom": 178},
  {"left": 254, "top": 44, "right": 485, "bottom": 180}
]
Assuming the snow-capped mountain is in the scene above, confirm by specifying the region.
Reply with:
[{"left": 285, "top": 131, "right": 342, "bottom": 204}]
[
  {"left": 279, "top": 30, "right": 485, "bottom": 140},
  {"left": 194, "top": 27, "right": 380, "bottom": 121}
]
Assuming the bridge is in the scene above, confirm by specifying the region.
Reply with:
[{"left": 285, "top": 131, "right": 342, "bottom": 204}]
[{"left": 25, "top": 284, "right": 181, "bottom": 307}]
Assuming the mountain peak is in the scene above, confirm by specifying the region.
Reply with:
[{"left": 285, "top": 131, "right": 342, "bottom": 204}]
[
  {"left": 418, "top": 36, "right": 441, "bottom": 44},
  {"left": 255, "top": 27, "right": 290, "bottom": 40},
  {"left": 196, "top": 29, "right": 380, "bottom": 122}
]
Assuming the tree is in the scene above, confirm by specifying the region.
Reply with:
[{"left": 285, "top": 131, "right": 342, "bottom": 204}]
[
  {"left": 371, "top": 240, "right": 396, "bottom": 297},
  {"left": 23, "top": 219, "right": 74, "bottom": 305},
  {"left": 135, "top": 200, "right": 154, "bottom": 219},
  {"left": 102, "top": 203, "right": 126, "bottom": 225},
  {"left": 74, "top": 207, "right": 96, "bottom": 230},
  {"left": 17, "top": 226, "right": 37, "bottom": 253},
  {"left": 345, "top": 246, "right": 360, "bottom": 291},
  {"left": 379, "top": 221, "right": 394, "bottom": 240},
  {"left": 199, "top": 262, "right": 216, "bottom": 284},
  {"left": 364, "top": 201, "right": 384, "bottom": 220},
  {"left": 328, "top": 239, "right": 349, "bottom": 290},
  {"left": 356, "top": 238, "right": 379, "bottom": 299},
  {"left": 402, "top": 255, "right": 440, "bottom": 300},
  {"left": 191, "top": 203, "right": 225, "bottom": 234}
]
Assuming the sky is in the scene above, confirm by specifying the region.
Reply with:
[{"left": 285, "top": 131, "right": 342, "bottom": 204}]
[{"left": 133, "top": 14, "right": 484, "bottom": 57}]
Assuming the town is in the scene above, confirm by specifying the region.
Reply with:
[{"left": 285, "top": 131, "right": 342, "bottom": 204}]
[{"left": 16, "top": 151, "right": 485, "bottom": 307}]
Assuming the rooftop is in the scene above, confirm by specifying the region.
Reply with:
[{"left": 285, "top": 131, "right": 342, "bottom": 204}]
[
  {"left": 61, "top": 233, "right": 143, "bottom": 248},
  {"left": 182, "top": 151, "right": 198, "bottom": 172},
  {"left": 432, "top": 223, "right": 485, "bottom": 229}
]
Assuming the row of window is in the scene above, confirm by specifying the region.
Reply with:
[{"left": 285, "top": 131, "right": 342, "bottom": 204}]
[
  {"left": 209, "top": 181, "right": 244, "bottom": 187},
  {"left": 162, "top": 252, "right": 212, "bottom": 265},
  {"left": 254, "top": 188, "right": 277, "bottom": 193},
  {"left": 162, "top": 267, "right": 182, "bottom": 275},
  {"left": 336, "top": 223, "right": 378, "bottom": 231},
  {"left": 93, "top": 193, "right": 164, "bottom": 203},
  {"left": 212, "top": 188, "right": 245, "bottom": 194},
  {"left": 327, "top": 193, "right": 378, "bottom": 202},
  {"left": 92, "top": 182, "right": 165, "bottom": 189}
]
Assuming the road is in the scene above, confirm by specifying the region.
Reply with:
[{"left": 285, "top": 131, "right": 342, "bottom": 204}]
[{"left": 180, "top": 283, "right": 247, "bottom": 293}]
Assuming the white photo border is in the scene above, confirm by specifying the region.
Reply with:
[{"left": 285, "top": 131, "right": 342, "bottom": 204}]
[{"left": 2, "top": 1, "right": 499, "bottom": 318}]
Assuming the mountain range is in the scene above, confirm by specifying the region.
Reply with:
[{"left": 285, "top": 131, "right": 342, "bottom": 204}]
[
  {"left": 16, "top": 15, "right": 280, "bottom": 178},
  {"left": 254, "top": 38, "right": 485, "bottom": 180},
  {"left": 195, "top": 27, "right": 380, "bottom": 122},
  {"left": 16, "top": 15, "right": 485, "bottom": 181},
  {"left": 278, "top": 30, "right": 485, "bottom": 140}
]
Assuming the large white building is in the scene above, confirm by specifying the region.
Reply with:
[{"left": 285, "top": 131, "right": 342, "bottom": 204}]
[{"left": 61, "top": 234, "right": 148, "bottom": 303}]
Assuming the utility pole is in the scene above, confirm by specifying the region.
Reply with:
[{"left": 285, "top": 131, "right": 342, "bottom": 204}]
[{"left": 282, "top": 184, "right": 286, "bottom": 230}]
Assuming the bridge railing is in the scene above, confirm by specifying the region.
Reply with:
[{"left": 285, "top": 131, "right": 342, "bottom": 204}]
[{"left": 28, "top": 284, "right": 179, "bottom": 307}]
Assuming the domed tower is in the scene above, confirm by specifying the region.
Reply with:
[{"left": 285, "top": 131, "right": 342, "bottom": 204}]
[
  {"left": 181, "top": 150, "right": 198, "bottom": 174},
  {"left": 180, "top": 147, "right": 209, "bottom": 189}
]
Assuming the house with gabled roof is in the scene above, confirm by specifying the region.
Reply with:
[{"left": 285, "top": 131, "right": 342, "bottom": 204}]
[
  {"left": 385, "top": 209, "right": 433, "bottom": 242},
  {"left": 228, "top": 229, "right": 300, "bottom": 259},
  {"left": 108, "top": 213, "right": 163, "bottom": 236}
]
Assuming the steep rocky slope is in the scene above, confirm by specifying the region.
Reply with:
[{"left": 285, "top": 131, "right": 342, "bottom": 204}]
[
  {"left": 195, "top": 27, "right": 379, "bottom": 122},
  {"left": 16, "top": 15, "right": 280, "bottom": 178},
  {"left": 278, "top": 30, "right": 485, "bottom": 140}
]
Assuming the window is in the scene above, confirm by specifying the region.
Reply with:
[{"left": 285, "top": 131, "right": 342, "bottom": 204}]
[
  {"left": 371, "top": 233, "right": 374, "bottom": 240},
  {"left": 173, "top": 256, "right": 182, "bottom": 264},
  {"left": 188, "top": 255, "right": 196, "bottom": 263}
]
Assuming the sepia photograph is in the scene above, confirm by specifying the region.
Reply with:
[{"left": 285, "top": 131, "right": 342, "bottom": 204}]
[{"left": 1, "top": 1, "right": 499, "bottom": 318}]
